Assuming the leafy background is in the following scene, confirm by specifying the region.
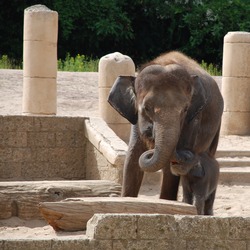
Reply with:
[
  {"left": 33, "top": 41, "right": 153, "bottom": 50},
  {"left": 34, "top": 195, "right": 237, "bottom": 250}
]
[{"left": 0, "top": 0, "right": 249, "bottom": 68}]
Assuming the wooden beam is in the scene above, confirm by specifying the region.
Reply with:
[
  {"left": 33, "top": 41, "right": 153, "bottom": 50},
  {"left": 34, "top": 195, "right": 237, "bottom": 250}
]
[
  {"left": 39, "top": 197, "right": 197, "bottom": 231},
  {"left": 0, "top": 180, "right": 121, "bottom": 219}
]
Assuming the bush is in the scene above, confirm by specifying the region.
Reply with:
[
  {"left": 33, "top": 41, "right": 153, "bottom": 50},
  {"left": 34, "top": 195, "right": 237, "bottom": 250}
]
[
  {"left": 0, "top": 0, "right": 249, "bottom": 67},
  {"left": 200, "top": 60, "right": 222, "bottom": 76},
  {"left": 58, "top": 53, "right": 99, "bottom": 72},
  {"left": 0, "top": 55, "right": 22, "bottom": 69}
]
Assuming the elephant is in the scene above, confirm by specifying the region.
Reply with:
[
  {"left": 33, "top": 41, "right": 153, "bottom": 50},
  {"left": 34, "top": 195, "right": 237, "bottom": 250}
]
[
  {"left": 170, "top": 150, "right": 219, "bottom": 215},
  {"left": 108, "top": 51, "right": 224, "bottom": 201}
]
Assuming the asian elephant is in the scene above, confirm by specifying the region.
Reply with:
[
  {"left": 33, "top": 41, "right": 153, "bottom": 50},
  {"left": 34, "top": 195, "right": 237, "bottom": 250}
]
[
  {"left": 171, "top": 150, "right": 219, "bottom": 215},
  {"left": 108, "top": 51, "right": 224, "bottom": 201}
]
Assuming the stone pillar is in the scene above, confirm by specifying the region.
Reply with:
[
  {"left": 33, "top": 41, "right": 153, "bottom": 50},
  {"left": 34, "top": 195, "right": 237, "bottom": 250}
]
[
  {"left": 98, "top": 52, "right": 135, "bottom": 143},
  {"left": 22, "top": 4, "right": 58, "bottom": 115},
  {"left": 221, "top": 32, "right": 250, "bottom": 135}
]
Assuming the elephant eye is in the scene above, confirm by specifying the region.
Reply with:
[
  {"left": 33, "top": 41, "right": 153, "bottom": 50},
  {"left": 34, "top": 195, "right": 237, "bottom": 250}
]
[
  {"left": 144, "top": 105, "right": 150, "bottom": 112},
  {"left": 144, "top": 105, "right": 153, "bottom": 116}
]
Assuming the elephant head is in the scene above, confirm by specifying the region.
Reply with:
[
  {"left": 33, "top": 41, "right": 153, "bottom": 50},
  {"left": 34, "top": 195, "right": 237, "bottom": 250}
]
[
  {"left": 170, "top": 150, "right": 204, "bottom": 177},
  {"left": 108, "top": 64, "right": 207, "bottom": 172}
]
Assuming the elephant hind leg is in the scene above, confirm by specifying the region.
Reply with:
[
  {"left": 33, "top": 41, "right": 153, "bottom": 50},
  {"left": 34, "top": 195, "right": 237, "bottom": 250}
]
[
  {"left": 160, "top": 165, "right": 180, "bottom": 200},
  {"left": 204, "top": 189, "right": 216, "bottom": 215},
  {"left": 208, "top": 124, "right": 221, "bottom": 157}
]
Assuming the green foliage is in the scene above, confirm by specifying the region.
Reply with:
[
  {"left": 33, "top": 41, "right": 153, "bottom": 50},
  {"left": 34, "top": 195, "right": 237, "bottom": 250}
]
[
  {"left": 58, "top": 53, "right": 99, "bottom": 72},
  {"left": 200, "top": 60, "right": 222, "bottom": 76},
  {"left": 0, "top": 0, "right": 249, "bottom": 67},
  {"left": 0, "top": 55, "right": 22, "bottom": 69}
]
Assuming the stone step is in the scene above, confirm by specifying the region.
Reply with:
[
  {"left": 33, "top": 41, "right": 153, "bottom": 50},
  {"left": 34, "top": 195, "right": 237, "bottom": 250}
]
[
  {"left": 217, "top": 157, "right": 250, "bottom": 167},
  {"left": 142, "top": 166, "right": 250, "bottom": 187},
  {"left": 219, "top": 167, "right": 250, "bottom": 185},
  {"left": 216, "top": 150, "right": 250, "bottom": 158}
]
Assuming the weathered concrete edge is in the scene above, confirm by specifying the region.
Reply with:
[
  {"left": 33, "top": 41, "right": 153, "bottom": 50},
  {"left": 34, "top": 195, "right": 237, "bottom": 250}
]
[
  {"left": 84, "top": 117, "right": 128, "bottom": 166},
  {"left": 1, "top": 213, "right": 249, "bottom": 250},
  {"left": 86, "top": 213, "right": 250, "bottom": 242}
]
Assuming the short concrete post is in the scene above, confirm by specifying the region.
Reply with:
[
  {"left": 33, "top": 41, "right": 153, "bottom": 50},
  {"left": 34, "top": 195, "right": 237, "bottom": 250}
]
[
  {"left": 221, "top": 32, "right": 250, "bottom": 135},
  {"left": 22, "top": 4, "right": 58, "bottom": 115},
  {"left": 98, "top": 52, "right": 135, "bottom": 142}
]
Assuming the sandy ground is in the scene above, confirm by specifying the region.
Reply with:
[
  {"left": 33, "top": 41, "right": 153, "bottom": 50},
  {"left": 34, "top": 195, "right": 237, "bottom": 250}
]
[{"left": 0, "top": 69, "right": 250, "bottom": 239}]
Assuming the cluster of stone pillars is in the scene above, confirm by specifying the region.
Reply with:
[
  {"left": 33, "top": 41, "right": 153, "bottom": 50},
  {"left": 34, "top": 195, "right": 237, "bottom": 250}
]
[{"left": 22, "top": 5, "right": 250, "bottom": 138}]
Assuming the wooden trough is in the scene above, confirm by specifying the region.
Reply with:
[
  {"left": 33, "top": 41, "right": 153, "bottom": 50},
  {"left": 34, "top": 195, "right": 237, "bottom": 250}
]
[{"left": 39, "top": 197, "right": 197, "bottom": 231}]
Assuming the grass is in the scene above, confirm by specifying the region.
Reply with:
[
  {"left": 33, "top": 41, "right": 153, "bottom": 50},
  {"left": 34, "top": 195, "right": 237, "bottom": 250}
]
[
  {"left": 0, "top": 55, "right": 22, "bottom": 69},
  {"left": 1, "top": 54, "right": 221, "bottom": 75},
  {"left": 0, "top": 53, "right": 99, "bottom": 72},
  {"left": 58, "top": 53, "right": 99, "bottom": 72},
  {"left": 200, "top": 60, "right": 222, "bottom": 76}
]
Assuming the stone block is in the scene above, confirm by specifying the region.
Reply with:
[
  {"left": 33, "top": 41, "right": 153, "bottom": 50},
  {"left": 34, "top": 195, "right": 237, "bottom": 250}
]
[
  {"left": 23, "top": 41, "right": 57, "bottom": 78},
  {"left": 20, "top": 162, "right": 51, "bottom": 180},
  {"left": 3, "top": 239, "right": 51, "bottom": 250},
  {"left": 55, "top": 131, "right": 85, "bottom": 148},
  {"left": 0, "top": 162, "right": 21, "bottom": 180},
  {"left": 84, "top": 118, "right": 127, "bottom": 165},
  {"left": 85, "top": 142, "right": 122, "bottom": 183},
  {"left": 12, "top": 148, "right": 33, "bottom": 162},
  {"left": 87, "top": 117, "right": 128, "bottom": 151},
  {"left": 98, "top": 52, "right": 135, "bottom": 88},
  {"left": 33, "top": 116, "right": 84, "bottom": 132},
  {"left": 86, "top": 214, "right": 138, "bottom": 240},
  {"left": 24, "top": 5, "right": 58, "bottom": 43},
  {"left": 224, "top": 31, "right": 250, "bottom": 43},
  {"left": 223, "top": 43, "right": 250, "bottom": 77},
  {"left": 137, "top": 214, "right": 178, "bottom": 240},
  {"left": 1, "top": 116, "right": 34, "bottom": 132},
  {"left": 113, "top": 239, "right": 186, "bottom": 250},
  {"left": 27, "top": 132, "right": 56, "bottom": 147},
  {"left": 187, "top": 239, "right": 247, "bottom": 250},
  {"left": 228, "top": 217, "right": 250, "bottom": 240},
  {"left": 4, "top": 132, "right": 27, "bottom": 147},
  {"left": 175, "top": 215, "right": 230, "bottom": 240},
  {"left": 0, "top": 148, "right": 12, "bottom": 162},
  {"left": 22, "top": 77, "right": 57, "bottom": 115},
  {"left": 221, "top": 111, "right": 250, "bottom": 135},
  {"left": 107, "top": 123, "right": 131, "bottom": 143},
  {"left": 51, "top": 239, "right": 112, "bottom": 250},
  {"left": 222, "top": 77, "right": 250, "bottom": 112}
]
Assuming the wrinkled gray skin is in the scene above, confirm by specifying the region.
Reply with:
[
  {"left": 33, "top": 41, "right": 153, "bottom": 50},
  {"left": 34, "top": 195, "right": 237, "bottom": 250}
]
[
  {"left": 171, "top": 150, "right": 219, "bottom": 215},
  {"left": 108, "top": 51, "right": 223, "bottom": 201}
]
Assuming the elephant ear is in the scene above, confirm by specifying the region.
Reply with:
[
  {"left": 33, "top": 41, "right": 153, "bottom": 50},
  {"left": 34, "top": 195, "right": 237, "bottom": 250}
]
[
  {"left": 189, "top": 162, "right": 205, "bottom": 177},
  {"left": 186, "top": 75, "right": 208, "bottom": 123},
  {"left": 108, "top": 76, "right": 137, "bottom": 125}
]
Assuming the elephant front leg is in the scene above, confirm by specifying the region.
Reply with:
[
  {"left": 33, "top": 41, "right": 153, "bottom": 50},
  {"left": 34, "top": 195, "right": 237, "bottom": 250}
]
[
  {"left": 181, "top": 178, "right": 193, "bottom": 205},
  {"left": 204, "top": 190, "right": 216, "bottom": 215},
  {"left": 194, "top": 195, "right": 205, "bottom": 215},
  {"left": 160, "top": 165, "right": 180, "bottom": 200},
  {"left": 122, "top": 125, "right": 146, "bottom": 197}
]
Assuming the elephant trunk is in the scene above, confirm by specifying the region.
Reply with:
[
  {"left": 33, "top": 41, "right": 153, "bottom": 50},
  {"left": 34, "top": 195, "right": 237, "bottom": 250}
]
[{"left": 139, "top": 121, "right": 180, "bottom": 172}]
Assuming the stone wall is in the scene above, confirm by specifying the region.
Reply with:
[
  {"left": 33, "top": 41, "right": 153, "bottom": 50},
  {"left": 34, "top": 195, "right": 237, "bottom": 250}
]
[
  {"left": 86, "top": 214, "right": 250, "bottom": 250},
  {"left": 84, "top": 117, "right": 127, "bottom": 184},
  {"left": 0, "top": 115, "right": 86, "bottom": 181},
  {"left": 0, "top": 115, "right": 126, "bottom": 183},
  {"left": 1, "top": 214, "right": 249, "bottom": 250}
]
